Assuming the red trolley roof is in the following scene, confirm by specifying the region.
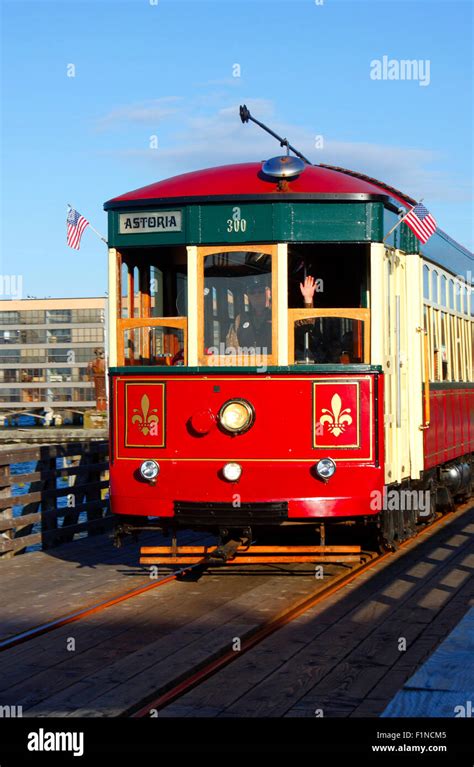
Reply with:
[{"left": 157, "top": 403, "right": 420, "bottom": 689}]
[{"left": 104, "top": 162, "right": 415, "bottom": 209}]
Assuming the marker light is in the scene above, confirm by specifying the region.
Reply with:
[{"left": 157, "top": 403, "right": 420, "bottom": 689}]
[
  {"left": 315, "top": 458, "right": 336, "bottom": 480},
  {"left": 222, "top": 462, "right": 243, "bottom": 482},
  {"left": 218, "top": 399, "right": 254, "bottom": 434},
  {"left": 140, "top": 460, "right": 160, "bottom": 481}
]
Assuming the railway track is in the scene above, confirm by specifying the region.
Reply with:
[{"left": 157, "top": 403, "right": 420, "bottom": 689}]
[
  {"left": 126, "top": 499, "right": 473, "bottom": 717},
  {"left": 1, "top": 499, "right": 471, "bottom": 676},
  {"left": 129, "top": 552, "right": 380, "bottom": 716}
]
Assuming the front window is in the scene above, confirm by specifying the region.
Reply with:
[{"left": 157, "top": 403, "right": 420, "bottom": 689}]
[
  {"left": 200, "top": 248, "right": 275, "bottom": 365},
  {"left": 294, "top": 317, "right": 367, "bottom": 364}
]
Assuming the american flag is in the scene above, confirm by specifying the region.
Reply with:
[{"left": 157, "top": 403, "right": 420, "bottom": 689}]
[
  {"left": 67, "top": 207, "right": 89, "bottom": 250},
  {"left": 403, "top": 203, "right": 437, "bottom": 245}
]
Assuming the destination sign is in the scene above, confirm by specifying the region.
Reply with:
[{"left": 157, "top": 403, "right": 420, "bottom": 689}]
[{"left": 119, "top": 211, "right": 182, "bottom": 234}]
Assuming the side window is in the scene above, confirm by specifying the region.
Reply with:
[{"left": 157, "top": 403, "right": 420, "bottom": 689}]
[{"left": 118, "top": 248, "right": 187, "bottom": 366}]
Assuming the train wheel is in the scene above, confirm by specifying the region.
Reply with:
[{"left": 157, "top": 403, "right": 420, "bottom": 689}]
[{"left": 379, "top": 508, "right": 398, "bottom": 552}]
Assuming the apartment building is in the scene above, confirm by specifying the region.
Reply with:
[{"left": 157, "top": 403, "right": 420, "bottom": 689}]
[{"left": 0, "top": 297, "right": 106, "bottom": 413}]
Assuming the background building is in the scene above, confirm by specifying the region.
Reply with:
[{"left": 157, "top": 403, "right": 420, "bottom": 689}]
[{"left": 0, "top": 297, "right": 106, "bottom": 420}]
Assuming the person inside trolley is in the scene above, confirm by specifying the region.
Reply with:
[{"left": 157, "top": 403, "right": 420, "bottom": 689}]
[{"left": 226, "top": 273, "right": 317, "bottom": 354}]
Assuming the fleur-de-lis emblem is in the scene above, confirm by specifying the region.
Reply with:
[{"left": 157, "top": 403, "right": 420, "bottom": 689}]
[
  {"left": 320, "top": 393, "right": 353, "bottom": 437},
  {"left": 132, "top": 394, "right": 159, "bottom": 436}
]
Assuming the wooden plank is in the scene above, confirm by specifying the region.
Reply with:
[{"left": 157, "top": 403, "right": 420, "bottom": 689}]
[
  {"left": 351, "top": 568, "right": 474, "bottom": 716},
  {"left": 0, "top": 480, "right": 109, "bottom": 509},
  {"left": 0, "top": 500, "right": 109, "bottom": 532},
  {"left": 12, "top": 457, "right": 44, "bottom": 543},
  {"left": 0, "top": 510, "right": 111, "bottom": 552},
  {"left": 381, "top": 690, "right": 467, "bottom": 718},
  {"left": 405, "top": 608, "right": 474, "bottom": 688},
  {"left": 10, "top": 462, "right": 109, "bottom": 485},
  {"left": 0, "top": 441, "right": 108, "bottom": 465},
  {"left": 0, "top": 462, "right": 13, "bottom": 559},
  {"left": 0, "top": 532, "right": 41, "bottom": 552},
  {"left": 0, "top": 512, "right": 41, "bottom": 531},
  {"left": 0, "top": 465, "right": 9, "bottom": 487}
]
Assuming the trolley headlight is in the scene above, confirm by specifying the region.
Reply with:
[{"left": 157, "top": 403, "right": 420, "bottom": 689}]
[
  {"left": 222, "top": 462, "right": 243, "bottom": 482},
  {"left": 218, "top": 399, "right": 254, "bottom": 434},
  {"left": 315, "top": 458, "right": 336, "bottom": 480},
  {"left": 139, "top": 460, "right": 160, "bottom": 481}
]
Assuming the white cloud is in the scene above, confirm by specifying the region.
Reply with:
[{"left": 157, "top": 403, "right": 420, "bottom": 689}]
[
  {"left": 97, "top": 96, "right": 471, "bottom": 205},
  {"left": 95, "top": 97, "right": 183, "bottom": 131},
  {"left": 196, "top": 77, "right": 243, "bottom": 87}
]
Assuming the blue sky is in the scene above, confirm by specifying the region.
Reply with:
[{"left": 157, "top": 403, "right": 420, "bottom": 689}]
[{"left": 1, "top": 0, "right": 472, "bottom": 298}]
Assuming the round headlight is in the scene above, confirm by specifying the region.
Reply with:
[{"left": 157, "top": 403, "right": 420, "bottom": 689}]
[
  {"left": 222, "top": 462, "right": 243, "bottom": 481},
  {"left": 315, "top": 458, "right": 336, "bottom": 480},
  {"left": 140, "top": 460, "right": 160, "bottom": 481},
  {"left": 218, "top": 399, "right": 254, "bottom": 434}
]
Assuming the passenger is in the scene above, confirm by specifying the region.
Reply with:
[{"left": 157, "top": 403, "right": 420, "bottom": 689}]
[
  {"left": 225, "top": 275, "right": 272, "bottom": 352},
  {"left": 226, "top": 274, "right": 317, "bottom": 354}
]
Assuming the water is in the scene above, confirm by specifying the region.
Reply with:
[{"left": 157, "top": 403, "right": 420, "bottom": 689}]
[
  {"left": 1, "top": 413, "right": 80, "bottom": 429},
  {"left": 3, "top": 414, "right": 37, "bottom": 428}
]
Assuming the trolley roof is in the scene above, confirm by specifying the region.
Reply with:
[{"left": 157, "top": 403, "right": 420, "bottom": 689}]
[{"left": 104, "top": 161, "right": 410, "bottom": 210}]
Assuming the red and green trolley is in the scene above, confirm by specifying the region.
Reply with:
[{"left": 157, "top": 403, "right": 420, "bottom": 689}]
[{"left": 104, "top": 111, "right": 473, "bottom": 560}]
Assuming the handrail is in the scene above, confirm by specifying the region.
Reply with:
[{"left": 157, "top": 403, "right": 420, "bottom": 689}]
[
  {"left": 0, "top": 441, "right": 110, "bottom": 559},
  {"left": 419, "top": 328, "right": 431, "bottom": 430}
]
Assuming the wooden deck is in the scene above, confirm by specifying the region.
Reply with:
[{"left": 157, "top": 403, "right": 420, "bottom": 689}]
[
  {"left": 0, "top": 504, "right": 472, "bottom": 718},
  {"left": 158, "top": 506, "right": 474, "bottom": 718},
  {"left": 381, "top": 606, "right": 474, "bottom": 717}
]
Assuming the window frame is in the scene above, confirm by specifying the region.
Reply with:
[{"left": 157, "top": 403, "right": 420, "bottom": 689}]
[
  {"left": 197, "top": 244, "right": 279, "bottom": 367},
  {"left": 287, "top": 308, "right": 371, "bottom": 365}
]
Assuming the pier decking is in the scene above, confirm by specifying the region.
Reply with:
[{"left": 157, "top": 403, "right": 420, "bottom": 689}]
[{"left": 0, "top": 478, "right": 472, "bottom": 719}]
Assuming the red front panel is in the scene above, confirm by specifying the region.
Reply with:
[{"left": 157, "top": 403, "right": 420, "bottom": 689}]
[
  {"left": 110, "top": 372, "right": 384, "bottom": 520},
  {"left": 424, "top": 385, "right": 474, "bottom": 469}
]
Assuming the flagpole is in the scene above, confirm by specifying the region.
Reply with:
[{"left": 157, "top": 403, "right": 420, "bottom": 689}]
[
  {"left": 383, "top": 199, "right": 423, "bottom": 243},
  {"left": 67, "top": 204, "right": 108, "bottom": 245}
]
